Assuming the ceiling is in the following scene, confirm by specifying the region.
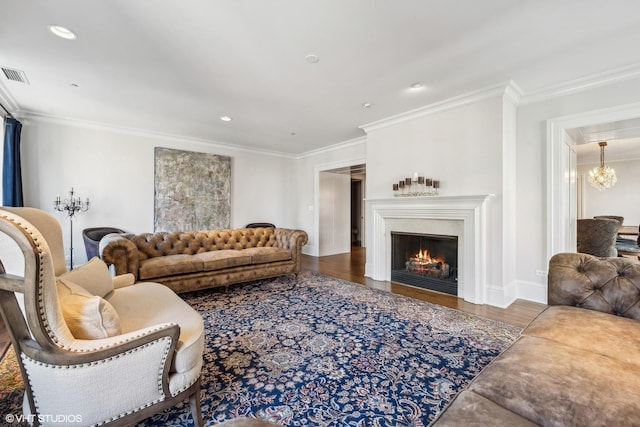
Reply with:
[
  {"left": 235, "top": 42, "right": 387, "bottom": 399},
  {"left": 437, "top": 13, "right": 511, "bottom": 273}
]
[
  {"left": 571, "top": 118, "right": 640, "bottom": 164},
  {"left": 2, "top": 1, "right": 640, "bottom": 155}
]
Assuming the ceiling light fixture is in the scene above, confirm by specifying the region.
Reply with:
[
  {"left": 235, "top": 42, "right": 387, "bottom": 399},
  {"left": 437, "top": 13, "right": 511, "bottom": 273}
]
[
  {"left": 362, "top": 102, "right": 372, "bottom": 108},
  {"left": 49, "top": 25, "right": 77, "bottom": 40},
  {"left": 305, "top": 54, "right": 319, "bottom": 64},
  {"left": 220, "top": 116, "right": 232, "bottom": 122},
  {"left": 410, "top": 82, "right": 424, "bottom": 90},
  {"left": 587, "top": 141, "right": 617, "bottom": 191}
]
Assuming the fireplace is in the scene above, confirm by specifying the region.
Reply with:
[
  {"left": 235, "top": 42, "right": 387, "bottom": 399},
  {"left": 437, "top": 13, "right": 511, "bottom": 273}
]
[
  {"left": 366, "top": 195, "right": 493, "bottom": 304},
  {"left": 391, "top": 232, "right": 458, "bottom": 295}
]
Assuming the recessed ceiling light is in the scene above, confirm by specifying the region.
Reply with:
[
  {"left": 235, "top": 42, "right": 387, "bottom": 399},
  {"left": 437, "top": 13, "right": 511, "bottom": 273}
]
[
  {"left": 362, "top": 102, "right": 372, "bottom": 108},
  {"left": 220, "top": 116, "right": 232, "bottom": 122},
  {"left": 49, "top": 25, "right": 77, "bottom": 40},
  {"left": 305, "top": 54, "right": 319, "bottom": 64},
  {"left": 410, "top": 82, "right": 424, "bottom": 90}
]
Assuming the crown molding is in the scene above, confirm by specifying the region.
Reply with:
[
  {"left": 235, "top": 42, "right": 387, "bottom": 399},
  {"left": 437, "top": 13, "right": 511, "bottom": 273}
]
[
  {"left": 18, "top": 111, "right": 298, "bottom": 158},
  {"left": 519, "top": 62, "right": 640, "bottom": 105},
  {"left": 504, "top": 80, "right": 524, "bottom": 105},
  {"left": 359, "top": 81, "right": 522, "bottom": 134},
  {"left": 296, "top": 135, "right": 367, "bottom": 159}
]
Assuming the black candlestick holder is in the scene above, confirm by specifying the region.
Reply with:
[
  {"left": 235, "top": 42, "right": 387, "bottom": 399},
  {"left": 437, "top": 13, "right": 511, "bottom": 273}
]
[{"left": 54, "top": 187, "right": 90, "bottom": 270}]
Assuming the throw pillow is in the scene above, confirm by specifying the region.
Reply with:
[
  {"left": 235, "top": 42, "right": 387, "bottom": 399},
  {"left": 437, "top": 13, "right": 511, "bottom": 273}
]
[
  {"left": 57, "top": 278, "right": 121, "bottom": 340},
  {"left": 58, "top": 257, "right": 113, "bottom": 297}
]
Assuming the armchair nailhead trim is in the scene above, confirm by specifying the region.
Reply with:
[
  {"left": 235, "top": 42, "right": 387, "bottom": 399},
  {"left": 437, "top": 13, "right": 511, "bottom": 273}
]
[
  {"left": 68, "top": 323, "right": 179, "bottom": 353},
  {"left": 21, "top": 337, "right": 172, "bottom": 424},
  {"left": 0, "top": 214, "right": 61, "bottom": 347},
  {"left": 171, "top": 376, "right": 200, "bottom": 396}
]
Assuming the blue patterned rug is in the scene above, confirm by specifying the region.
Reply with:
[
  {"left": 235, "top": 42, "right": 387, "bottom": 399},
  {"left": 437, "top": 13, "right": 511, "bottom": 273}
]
[{"left": 0, "top": 272, "right": 521, "bottom": 426}]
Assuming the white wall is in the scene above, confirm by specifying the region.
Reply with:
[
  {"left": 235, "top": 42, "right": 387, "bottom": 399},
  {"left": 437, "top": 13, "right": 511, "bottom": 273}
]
[
  {"left": 365, "top": 97, "right": 503, "bottom": 199},
  {"left": 20, "top": 119, "right": 296, "bottom": 266},
  {"left": 577, "top": 158, "right": 640, "bottom": 224},
  {"left": 516, "top": 75, "right": 640, "bottom": 301}
]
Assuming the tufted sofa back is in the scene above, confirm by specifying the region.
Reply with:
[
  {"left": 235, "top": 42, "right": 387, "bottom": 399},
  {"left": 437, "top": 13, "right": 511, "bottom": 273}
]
[
  {"left": 548, "top": 252, "right": 640, "bottom": 320},
  {"left": 129, "top": 228, "right": 281, "bottom": 260}
]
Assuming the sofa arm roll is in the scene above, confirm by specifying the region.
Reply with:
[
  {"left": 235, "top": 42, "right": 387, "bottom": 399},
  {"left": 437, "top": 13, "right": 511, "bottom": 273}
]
[
  {"left": 274, "top": 228, "right": 309, "bottom": 251},
  {"left": 100, "top": 234, "right": 140, "bottom": 280},
  {"left": 548, "top": 252, "right": 640, "bottom": 320}
]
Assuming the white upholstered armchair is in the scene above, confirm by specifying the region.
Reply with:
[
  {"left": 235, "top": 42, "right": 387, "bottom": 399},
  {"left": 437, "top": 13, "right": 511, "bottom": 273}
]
[{"left": 0, "top": 207, "right": 204, "bottom": 426}]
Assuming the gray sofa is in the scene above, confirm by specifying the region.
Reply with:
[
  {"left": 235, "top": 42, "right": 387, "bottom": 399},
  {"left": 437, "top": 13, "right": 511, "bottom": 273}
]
[
  {"left": 431, "top": 252, "right": 640, "bottom": 426},
  {"left": 100, "top": 227, "right": 308, "bottom": 294}
]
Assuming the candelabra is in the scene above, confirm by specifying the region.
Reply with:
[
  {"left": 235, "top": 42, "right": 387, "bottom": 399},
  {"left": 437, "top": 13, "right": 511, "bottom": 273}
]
[
  {"left": 392, "top": 173, "right": 440, "bottom": 197},
  {"left": 54, "top": 187, "right": 90, "bottom": 270}
]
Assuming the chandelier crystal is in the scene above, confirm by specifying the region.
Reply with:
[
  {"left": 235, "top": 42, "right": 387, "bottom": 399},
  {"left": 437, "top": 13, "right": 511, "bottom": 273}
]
[{"left": 587, "top": 141, "right": 617, "bottom": 191}]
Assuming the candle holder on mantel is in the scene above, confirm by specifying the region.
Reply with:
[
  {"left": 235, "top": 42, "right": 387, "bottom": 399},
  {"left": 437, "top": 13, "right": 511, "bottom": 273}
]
[
  {"left": 392, "top": 173, "right": 439, "bottom": 197},
  {"left": 54, "top": 187, "right": 90, "bottom": 270}
]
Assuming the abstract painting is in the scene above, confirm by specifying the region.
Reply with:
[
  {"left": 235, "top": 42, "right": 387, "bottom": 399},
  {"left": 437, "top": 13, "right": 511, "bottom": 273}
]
[{"left": 154, "top": 147, "right": 231, "bottom": 232}]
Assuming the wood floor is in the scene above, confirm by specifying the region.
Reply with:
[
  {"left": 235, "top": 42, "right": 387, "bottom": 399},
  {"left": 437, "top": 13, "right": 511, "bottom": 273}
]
[{"left": 302, "top": 246, "right": 546, "bottom": 328}]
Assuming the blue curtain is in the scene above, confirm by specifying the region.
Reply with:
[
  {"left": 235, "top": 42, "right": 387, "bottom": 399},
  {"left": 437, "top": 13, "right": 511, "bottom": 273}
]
[{"left": 3, "top": 117, "right": 23, "bottom": 207}]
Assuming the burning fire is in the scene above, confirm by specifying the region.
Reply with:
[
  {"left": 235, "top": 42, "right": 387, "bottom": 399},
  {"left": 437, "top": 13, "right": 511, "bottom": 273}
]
[
  {"left": 414, "top": 249, "right": 445, "bottom": 264},
  {"left": 406, "top": 249, "right": 450, "bottom": 278}
]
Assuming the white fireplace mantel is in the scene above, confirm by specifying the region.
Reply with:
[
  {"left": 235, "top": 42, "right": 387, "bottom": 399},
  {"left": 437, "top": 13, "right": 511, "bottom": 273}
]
[{"left": 365, "top": 194, "right": 494, "bottom": 305}]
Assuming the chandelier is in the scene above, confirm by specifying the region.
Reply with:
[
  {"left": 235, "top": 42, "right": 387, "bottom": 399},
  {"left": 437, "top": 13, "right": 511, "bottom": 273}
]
[{"left": 587, "top": 141, "right": 617, "bottom": 191}]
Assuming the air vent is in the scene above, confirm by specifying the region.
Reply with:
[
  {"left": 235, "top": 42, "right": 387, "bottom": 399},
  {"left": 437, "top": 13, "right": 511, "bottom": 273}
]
[{"left": 1, "top": 67, "right": 29, "bottom": 84}]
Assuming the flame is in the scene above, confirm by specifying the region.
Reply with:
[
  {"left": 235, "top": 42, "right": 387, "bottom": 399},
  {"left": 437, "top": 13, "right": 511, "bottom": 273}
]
[{"left": 413, "top": 249, "right": 445, "bottom": 264}]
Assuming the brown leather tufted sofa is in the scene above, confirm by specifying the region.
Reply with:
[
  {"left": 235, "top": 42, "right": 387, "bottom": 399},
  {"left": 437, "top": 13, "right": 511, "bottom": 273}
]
[
  {"left": 431, "top": 252, "right": 640, "bottom": 426},
  {"left": 99, "top": 227, "right": 308, "bottom": 293}
]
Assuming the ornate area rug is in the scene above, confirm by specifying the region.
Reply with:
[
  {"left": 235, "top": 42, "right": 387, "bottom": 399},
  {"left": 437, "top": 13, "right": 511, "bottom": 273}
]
[{"left": 0, "top": 272, "right": 521, "bottom": 426}]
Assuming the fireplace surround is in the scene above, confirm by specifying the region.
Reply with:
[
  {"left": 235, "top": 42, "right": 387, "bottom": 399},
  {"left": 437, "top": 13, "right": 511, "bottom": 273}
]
[{"left": 365, "top": 195, "right": 493, "bottom": 304}]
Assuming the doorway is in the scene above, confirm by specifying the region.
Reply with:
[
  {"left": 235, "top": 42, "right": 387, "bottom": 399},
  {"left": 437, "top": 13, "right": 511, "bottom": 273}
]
[
  {"left": 350, "top": 174, "right": 366, "bottom": 247},
  {"left": 547, "top": 103, "right": 640, "bottom": 260},
  {"left": 317, "top": 163, "right": 366, "bottom": 256}
]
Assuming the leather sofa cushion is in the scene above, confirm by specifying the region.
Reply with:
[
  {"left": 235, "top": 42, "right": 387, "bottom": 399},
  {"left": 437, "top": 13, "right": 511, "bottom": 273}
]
[
  {"left": 194, "top": 250, "right": 251, "bottom": 271},
  {"left": 432, "top": 390, "right": 537, "bottom": 426},
  {"left": 467, "top": 336, "right": 640, "bottom": 426},
  {"left": 524, "top": 305, "right": 640, "bottom": 367},
  {"left": 139, "top": 254, "right": 204, "bottom": 280},
  {"left": 242, "top": 247, "right": 292, "bottom": 264}
]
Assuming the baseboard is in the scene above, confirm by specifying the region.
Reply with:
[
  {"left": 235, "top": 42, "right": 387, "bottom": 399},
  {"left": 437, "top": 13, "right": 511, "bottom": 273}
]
[
  {"left": 302, "top": 245, "right": 318, "bottom": 257},
  {"left": 364, "top": 262, "right": 373, "bottom": 279},
  {"left": 485, "top": 282, "right": 516, "bottom": 309},
  {"left": 487, "top": 280, "right": 547, "bottom": 307},
  {"left": 514, "top": 280, "right": 547, "bottom": 304}
]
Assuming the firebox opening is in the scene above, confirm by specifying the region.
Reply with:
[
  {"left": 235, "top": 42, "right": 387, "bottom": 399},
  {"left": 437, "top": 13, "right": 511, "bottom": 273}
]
[{"left": 391, "top": 231, "right": 458, "bottom": 296}]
